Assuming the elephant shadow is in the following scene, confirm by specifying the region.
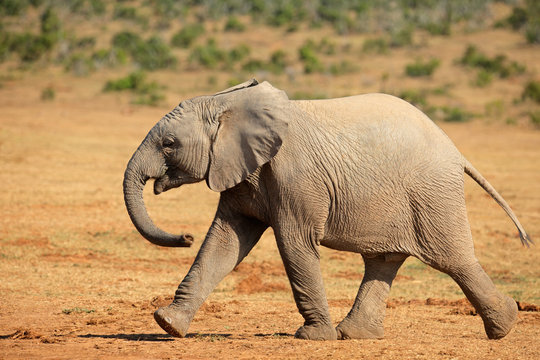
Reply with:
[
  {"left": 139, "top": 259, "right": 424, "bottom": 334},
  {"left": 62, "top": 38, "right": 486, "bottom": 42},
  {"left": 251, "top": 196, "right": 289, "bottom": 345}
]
[{"left": 78, "top": 332, "right": 236, "bottom": 341}]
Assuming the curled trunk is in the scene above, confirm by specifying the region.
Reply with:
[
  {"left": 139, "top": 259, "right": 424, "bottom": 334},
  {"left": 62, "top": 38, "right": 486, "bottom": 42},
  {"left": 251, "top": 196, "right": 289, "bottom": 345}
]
[{"left": 123, "top": 153, "right": 193, "bottom": 247}]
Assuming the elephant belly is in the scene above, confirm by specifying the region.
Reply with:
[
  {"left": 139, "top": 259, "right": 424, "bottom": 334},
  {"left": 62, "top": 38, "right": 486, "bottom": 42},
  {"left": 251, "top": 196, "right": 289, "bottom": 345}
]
[{"left": 319, "top": 191, "right": 414, "bottom": 256}]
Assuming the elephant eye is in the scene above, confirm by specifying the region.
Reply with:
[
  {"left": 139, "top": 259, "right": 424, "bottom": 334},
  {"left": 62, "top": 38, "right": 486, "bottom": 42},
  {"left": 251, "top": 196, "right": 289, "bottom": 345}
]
[{"left": 162, "top": 138, "right": 175, "bottom": 148}]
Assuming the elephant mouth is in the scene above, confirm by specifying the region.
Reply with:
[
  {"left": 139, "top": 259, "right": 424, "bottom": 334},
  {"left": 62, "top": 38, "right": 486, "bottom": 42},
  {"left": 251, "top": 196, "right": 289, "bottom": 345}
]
[
  {"left": 154, "top": 174, "right": 195, "bottom": 195},
  {"left": 154, "top": 176, "right": 176, "bottom": 195}
]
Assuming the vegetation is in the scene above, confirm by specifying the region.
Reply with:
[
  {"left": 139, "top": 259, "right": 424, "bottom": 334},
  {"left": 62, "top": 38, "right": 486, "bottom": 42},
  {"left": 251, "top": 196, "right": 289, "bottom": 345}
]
[
  {"left": 112, "top": 32, "right": 176, "bottom": 70},
  {"left": 459, "top": 45, "right": 526, "bottom": 79},
  {"left": 522, "top": 81, "right": 540, "bottom": 104},
  {"left": 171, "top": 24, "right": 205, "bottom": 48},
  {"left": 103, "top": 71, "right": 165, "bottom": 106},
  {"left": 0, "top": 0, "right": 536, "bottom": 122},
  {"left": 405, "top": 58, "right": 440, "bottom": 77},
  {"left": 40, "top": 86, "right": 55, "bottom": 101},
  {"left": 500, "top": 0, "right": 540, "bottom": 44}
]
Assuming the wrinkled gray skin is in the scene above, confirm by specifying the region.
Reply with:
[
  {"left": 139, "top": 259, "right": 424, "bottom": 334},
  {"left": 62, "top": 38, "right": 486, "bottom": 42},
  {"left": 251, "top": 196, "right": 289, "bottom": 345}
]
[{"left": 123, "top": 79, "right": 531, "bottom": 341}]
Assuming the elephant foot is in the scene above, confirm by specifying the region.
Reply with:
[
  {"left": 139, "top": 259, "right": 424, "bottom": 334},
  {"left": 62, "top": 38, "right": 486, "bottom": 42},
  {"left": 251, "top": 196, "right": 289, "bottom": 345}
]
[
  {"left": 336, "top": 319, "right": 384, "bottom": 340},
  {"left": 154, "top": 305, "right": 191, "bottom": 338},
  {"left": 294, "top": 324, "right": 337, "bottom": 340},
  {"left": 481, "top": 296, "right": 518, "bottom": 340}
]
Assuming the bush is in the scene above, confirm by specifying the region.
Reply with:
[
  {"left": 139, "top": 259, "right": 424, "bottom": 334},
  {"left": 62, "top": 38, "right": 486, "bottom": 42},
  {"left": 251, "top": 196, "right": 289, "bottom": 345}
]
[
  {"left": 530, "top": 111, "right": 540, "bottom": 126},
  {"left": 389, "top": 26, "right": 414, "bottom": 47},
  {"left": 362, "top": 38, "right": 388, "bottom": 54},
  {"left": 474, "top": 70, "right": 493, "bottom": 87},
  {"left": 133, "top": 36, "right": 176, "bottom": 70},
  {"left": 171, "top": 24, "right": 204, "bottom": 48},
  {"left": 112, "top": 31, "right": 142, "bottom": 53},
  {"left": 441, "top": 106, "right": 473, "bottom": 123},
  {"left": 104, "top": 71, "right": 164, "bottom": 106},
  {"left": 91, "top": 48, "right": 127, "bottom": 68},
  {"left": 507, "top": 6, "right": 528, "bottom": 30},
  {"left": 41, "top": 86, "right": 55, "bottom": 101},
  {"left": 459, "top": 45, "right": 526, "bottom": 78},
  {"left": 224, "top": 16, "right": 246, "bottom": 32},
  {"left": 113, "top": 6, "right": 138, "bottom": 20},
  {"left": 522, "top": 81, "right": 540, "bottom": 104},
  {"left": 112, "top": 32, "right": 176, "bottom": 70},
  {"left": 405, "top": 58, "right": 440, "bottom": 77},
  {"left": 242, "top": 59, "right": 265, "bottom": 72},
  {"left": 11, "top": 33, "right": 54, "bottom": 62},
  {"left": 190, "top": 38, "right": 225, "bottom": 69},
  {"left": 104, "top": 71, "right": 147, "bottom": 92},
  {"left": 0, "top": 0, "right": 29, "bottom": 16},
  {"left": 298, "top": 41, "right": 324, "bottom": 74},
  {"left": 329, "top": 60, "right": 357, "bottom": 76},
  {"left": 268, "top": 50, "right": 288, "bottom": 74}
]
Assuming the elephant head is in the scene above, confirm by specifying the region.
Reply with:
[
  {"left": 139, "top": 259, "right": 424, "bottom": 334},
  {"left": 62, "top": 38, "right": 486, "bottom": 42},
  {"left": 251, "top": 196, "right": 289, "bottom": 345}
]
[{"left": 123, "top": 79, "right": 289, "bottom": 247}]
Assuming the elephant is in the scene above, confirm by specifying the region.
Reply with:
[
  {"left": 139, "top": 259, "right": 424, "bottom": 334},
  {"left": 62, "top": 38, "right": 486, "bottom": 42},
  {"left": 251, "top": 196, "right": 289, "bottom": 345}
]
[{"left": 123, "top": 79, "right": 531, "bottom": 341}]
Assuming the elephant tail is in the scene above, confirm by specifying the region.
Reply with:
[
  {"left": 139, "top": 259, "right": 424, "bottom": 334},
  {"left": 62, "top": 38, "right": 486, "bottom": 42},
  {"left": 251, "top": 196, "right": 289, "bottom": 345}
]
[{"left": 464, "top": 159, "right": 533, "bottom": 247}]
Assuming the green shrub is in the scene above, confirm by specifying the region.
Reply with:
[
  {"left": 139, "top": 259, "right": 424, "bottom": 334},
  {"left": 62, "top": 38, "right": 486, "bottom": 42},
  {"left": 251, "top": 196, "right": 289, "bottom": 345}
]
[
  {"left": 522, "top": 80, "right": 540, "bottom": 104},
  {"left": 112, "top": 31, "right": 142, "bottom": 53},
  {"left": 242, "top": 59, "right": 265, "bottom": 72},
  {"left": 104, "top": 71, "right": 164, "bottom": 106},
  {"left": 224, "top": 16, "right": 246, "bottom": 32},
  {"left": 329, "top": 60, "right": 357, "bottom": 76},
  {"left": 91, "top": 48, "right": 127, "bottom": 68},
  {"left": 441, "top": 106, "right": 473, "bottom": 123},
  {"left": 104, "top": 71, "right": 147, "bottom": 92},
  {"left": 405, "top": 58, "right": 440, "bottom": 77},
  {"left": 171, "top": 24, "right": 204, "bottom": 48},
  {"left": 298, "top": 41, "right": 324, "bottom": 74},
  {"left": 112, "top": 32, "right": 176, "bottom": 70},
  {"left": 0, "top": 0, "right": 29, "bottom": 16},
  {"left": 530, "top": 111, "right": 540, "bottom": 126},
  {"left": 113, "top": 5, "right": 138, "bottom": 20},
  {"left": 11, "top": 33, "right": 54, "bottom": 62},
  {"left": 132, "top": 36, "right": 176, "bottom": 70},
  {"left": 190, "top": 38, "right": 225, "bottom": 69},
  {"left": 507, "top": 6, "right": 528, "bottom": 30},
  {"left": 474, "top": 70, "right": 493, "bottom": 87},
  {"left": 459, "top": 45, "right": 526, "bottom": 78},
  {"left": 268, "top": 50, "right": 288, "bottom": 74},
  {"left": 41, "top": 7, "right": 61, "bottom": 37},
  {"left": 362, "top": 38, "right": 388, "bottom": 54},
  {"left": 390, "top": 26, "right": 414, "bottom": 47},
  {"left": 227, "top": 44, "right": 250, "bottom": 63},
  {"left": 41, "top": 86, "right": 55, "bottom": 101}
]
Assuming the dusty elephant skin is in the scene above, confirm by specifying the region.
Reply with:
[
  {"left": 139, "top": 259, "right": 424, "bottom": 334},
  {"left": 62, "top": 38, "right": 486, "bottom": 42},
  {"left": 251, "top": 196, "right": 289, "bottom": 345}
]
[{"left": 123, "top": 79, "right": 531, "bottom": 341}]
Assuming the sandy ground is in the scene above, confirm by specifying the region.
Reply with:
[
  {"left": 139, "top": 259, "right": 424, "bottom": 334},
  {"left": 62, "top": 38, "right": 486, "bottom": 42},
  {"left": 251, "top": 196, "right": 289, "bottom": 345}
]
[{"left": 0, "top": 76, "right": 538, "bottom": 359}]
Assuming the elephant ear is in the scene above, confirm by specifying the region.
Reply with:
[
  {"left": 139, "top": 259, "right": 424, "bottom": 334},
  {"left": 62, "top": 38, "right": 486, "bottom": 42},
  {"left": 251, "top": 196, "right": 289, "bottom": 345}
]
[
  {"left": 207, "top": 81, "right": 290, "bottom": 192},
  {"left": 213, "top": 78, "right": 258, "bottom": 96}
]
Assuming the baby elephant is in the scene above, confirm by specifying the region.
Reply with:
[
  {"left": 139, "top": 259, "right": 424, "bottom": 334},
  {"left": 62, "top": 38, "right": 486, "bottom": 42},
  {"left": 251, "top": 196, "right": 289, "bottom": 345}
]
[{"left": 123, "top": 79, "right": 530, "bottom": 340}]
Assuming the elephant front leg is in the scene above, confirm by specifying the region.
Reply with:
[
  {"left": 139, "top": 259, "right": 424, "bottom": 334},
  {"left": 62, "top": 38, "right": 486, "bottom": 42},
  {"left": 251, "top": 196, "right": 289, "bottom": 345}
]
[
  {"left": 277, "top": 232, "right": 337, "bottom": 340},
  {"left": 154, "top": 212, "right": 267, "bottom": 337},
  {"left": 336, "top": 254, "right": 406, "bottom": 340}
]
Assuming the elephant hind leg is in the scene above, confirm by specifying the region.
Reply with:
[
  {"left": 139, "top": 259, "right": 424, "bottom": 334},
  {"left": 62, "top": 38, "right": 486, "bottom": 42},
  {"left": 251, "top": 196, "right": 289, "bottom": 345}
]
[
  {"left": 429, "top": 257, "right": 518, "bottom": 339},
  {"left": 336, "top": 255, "right": 406, "bottom": 340},
  {"left": 412, "top": 196, "right": 517, "bottom": 339}
]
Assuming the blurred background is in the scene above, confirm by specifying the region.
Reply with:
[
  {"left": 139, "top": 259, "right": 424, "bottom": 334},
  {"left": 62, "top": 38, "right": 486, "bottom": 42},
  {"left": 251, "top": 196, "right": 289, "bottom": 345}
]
[{"left": 0, "top": 0, "right": 538, "bottom": 124}]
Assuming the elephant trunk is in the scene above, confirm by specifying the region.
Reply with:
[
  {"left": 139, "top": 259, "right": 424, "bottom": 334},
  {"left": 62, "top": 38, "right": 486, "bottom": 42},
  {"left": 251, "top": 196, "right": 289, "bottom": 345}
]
[{"left": 123, "top": 149, "right": 194, "bottom": 247}]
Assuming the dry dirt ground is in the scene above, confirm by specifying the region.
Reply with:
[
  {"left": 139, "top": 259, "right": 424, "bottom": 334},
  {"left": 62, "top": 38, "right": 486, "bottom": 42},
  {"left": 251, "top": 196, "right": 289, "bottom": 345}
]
[{"left": 0, "top": 75, "right": 539, "bottom": 359}]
